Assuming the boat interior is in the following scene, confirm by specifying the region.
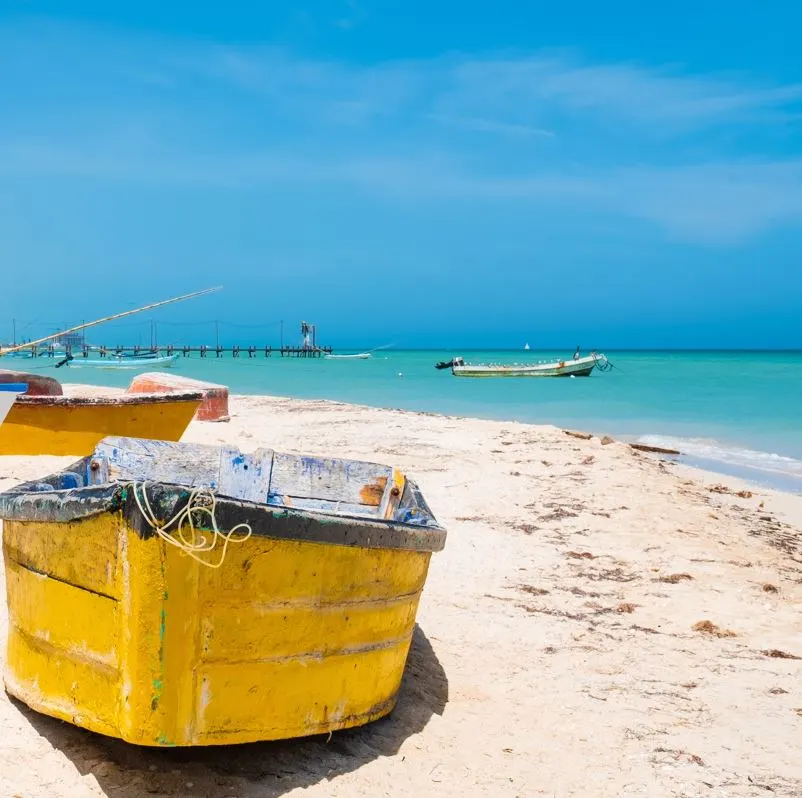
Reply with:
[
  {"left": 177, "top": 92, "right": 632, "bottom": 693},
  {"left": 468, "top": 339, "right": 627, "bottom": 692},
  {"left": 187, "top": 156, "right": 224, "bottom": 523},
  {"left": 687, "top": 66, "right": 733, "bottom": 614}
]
[{"left": 17, "top": 436, "right": 439, "bottom": 527}]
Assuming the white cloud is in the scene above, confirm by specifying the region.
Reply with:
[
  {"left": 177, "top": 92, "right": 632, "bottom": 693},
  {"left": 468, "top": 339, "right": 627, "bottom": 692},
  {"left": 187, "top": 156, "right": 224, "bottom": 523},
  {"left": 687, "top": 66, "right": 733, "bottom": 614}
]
[
  {"left": 6, "top": 19, "right": 802, "bottom": 139},
  {"left": 3, "top": 137, "right": 801, "bottom": 243},
  {"left": 446, "top": 56, "right": 802, "bottom": 127},
  {"left": 3, "top": 19, "right": 802, "bottom": 244},
  {"left": 426, "top": 113, "right": 555, "bottom": 139},
  {"left": 609, "top": 161, "right": 802, "bottom": 242},
  {"left": 178, "top": 44, "right": 802, "bottom": 134}
]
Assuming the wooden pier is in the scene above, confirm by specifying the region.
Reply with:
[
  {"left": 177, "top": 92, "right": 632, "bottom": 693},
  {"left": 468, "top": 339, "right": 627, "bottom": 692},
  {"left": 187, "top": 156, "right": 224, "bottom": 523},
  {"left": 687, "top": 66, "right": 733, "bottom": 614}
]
[
  {"left": 20, "top": 345, "right": 333, "bottom": 359},
  {"left": 11, "top": 321, "right": 333, "bottom": 359}
]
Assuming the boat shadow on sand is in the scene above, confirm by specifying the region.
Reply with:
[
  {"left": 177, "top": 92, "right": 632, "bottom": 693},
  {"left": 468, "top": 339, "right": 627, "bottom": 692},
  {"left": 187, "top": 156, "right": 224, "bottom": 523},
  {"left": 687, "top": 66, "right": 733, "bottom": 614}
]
[{"left": 12, "top": 624, "right": 448, "bottom": 796}]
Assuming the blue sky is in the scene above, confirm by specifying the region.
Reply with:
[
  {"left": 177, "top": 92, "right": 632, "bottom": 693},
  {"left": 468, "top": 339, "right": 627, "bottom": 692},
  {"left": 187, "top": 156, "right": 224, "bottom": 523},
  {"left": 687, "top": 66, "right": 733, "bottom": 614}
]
[{"left": 2, "top": 2, "right": 801, "bottom": 348}]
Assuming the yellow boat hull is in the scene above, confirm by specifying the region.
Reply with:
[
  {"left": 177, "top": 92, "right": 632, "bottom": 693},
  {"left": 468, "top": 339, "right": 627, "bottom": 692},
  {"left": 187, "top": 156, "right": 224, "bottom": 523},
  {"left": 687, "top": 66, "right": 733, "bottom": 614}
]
[
  {"left": 3, "top": 511, "right": 431, "bottom": 746},
  {"left": 0, "top": 394, "right": 201, "bottom": 455}
]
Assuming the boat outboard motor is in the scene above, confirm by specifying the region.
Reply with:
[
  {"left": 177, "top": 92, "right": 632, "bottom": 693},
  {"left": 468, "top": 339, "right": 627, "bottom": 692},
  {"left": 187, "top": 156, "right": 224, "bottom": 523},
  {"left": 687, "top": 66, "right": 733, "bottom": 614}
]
[{"left": 435, "top": 357, "right": 464, "bottom": 370}]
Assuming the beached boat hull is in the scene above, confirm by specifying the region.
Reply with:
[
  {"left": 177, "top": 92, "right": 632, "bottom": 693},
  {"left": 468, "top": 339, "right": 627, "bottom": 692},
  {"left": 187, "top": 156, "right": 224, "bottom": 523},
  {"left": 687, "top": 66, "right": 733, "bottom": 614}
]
[
  {"left": 452, "top": 354, "right": 601, "bottom": 378},
  {"left": 0, "top": 393, "right": 201, "bottom": 455},
  {"left": 0, "top": 370, "right": 62, "bottom": 396},
  {"left": 127, "top": 372, "right": 231, "bottom": 422},
  {"left": 0, "top": 437, "right": 445, "bottom": 746}
]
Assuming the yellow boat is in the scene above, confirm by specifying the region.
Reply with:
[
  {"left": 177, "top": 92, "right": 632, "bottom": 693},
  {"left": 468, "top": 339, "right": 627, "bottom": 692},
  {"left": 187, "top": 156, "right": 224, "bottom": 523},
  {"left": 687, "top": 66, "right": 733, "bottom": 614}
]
[
  {"left": 0, "top": 388, "right": 202, "bottom": 455},
  {"left": 0, "top": 436, "right": 446, "bottom": 746}
]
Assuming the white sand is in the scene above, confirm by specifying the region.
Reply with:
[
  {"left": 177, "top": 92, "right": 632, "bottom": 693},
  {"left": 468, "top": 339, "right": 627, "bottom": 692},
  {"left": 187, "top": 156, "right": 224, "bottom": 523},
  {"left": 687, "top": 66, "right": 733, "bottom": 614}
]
[{"left": 1, "top": 393, "right": 801, "bottom": 797}]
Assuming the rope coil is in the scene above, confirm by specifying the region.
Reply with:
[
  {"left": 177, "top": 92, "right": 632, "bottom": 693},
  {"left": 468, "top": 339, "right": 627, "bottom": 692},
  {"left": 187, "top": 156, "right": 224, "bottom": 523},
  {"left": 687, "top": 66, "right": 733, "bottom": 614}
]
[{"left": 127, "top": 482, "right": 252, "bottom": 568}]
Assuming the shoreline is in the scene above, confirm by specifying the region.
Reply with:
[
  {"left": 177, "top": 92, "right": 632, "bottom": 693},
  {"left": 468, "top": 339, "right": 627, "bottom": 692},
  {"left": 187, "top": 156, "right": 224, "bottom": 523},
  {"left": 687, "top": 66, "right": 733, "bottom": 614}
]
[
  {"left": 57, "top": 382, "right": 802, "bottom": 497},
  {"left": 46, "top": 382, "right": 802, "bottom": 533},
  {"left": 14, "top": 352, "right": 802, "bottom": 488},
  {"left": 234, "top": 391, "right": 802, "bottom": 496}
]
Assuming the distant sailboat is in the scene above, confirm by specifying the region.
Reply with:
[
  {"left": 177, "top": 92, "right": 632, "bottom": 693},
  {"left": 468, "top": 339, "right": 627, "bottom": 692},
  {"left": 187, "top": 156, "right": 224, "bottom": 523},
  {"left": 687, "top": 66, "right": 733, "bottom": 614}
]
[{"left": 524, "top": 343, "right": 530, "bottom": 350}]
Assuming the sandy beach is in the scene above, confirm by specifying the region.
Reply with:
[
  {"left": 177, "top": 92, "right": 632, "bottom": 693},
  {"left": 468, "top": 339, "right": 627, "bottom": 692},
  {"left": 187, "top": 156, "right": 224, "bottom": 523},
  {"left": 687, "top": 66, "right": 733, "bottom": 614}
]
[{"left": 1, "top": 391, "right": 801, "bottom": 798}]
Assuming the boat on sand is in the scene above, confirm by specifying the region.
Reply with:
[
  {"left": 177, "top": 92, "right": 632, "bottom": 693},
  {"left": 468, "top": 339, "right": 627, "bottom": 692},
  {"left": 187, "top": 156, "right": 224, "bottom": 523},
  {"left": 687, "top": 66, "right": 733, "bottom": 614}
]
[
  {"left": 127, "top": 372, "right": 231, "bottom": 422},
  {"left": 0, "top": 370, "right": 200, "bottom": 455},
  {"left": 0, "top": 435, "right": 446, "bottom": 746}
]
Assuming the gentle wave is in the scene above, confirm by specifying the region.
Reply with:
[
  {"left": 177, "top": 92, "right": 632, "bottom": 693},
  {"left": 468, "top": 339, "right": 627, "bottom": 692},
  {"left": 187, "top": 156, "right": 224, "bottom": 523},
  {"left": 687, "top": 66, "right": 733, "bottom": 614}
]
[{"left": 635, "top": 434, "right": 802, "bottom": 480}]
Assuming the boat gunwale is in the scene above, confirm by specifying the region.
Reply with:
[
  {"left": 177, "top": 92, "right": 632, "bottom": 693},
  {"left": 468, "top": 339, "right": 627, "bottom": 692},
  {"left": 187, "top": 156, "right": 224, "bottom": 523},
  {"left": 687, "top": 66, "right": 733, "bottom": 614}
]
[
  {"left": 12, "top": 391, "right": 203, "bottom": 407},
  {"left": 0, "top": 474, "right": 446, "bottom": 553},
  {"left": 454, "top": 354, "right": 600, "bottom": 369}
]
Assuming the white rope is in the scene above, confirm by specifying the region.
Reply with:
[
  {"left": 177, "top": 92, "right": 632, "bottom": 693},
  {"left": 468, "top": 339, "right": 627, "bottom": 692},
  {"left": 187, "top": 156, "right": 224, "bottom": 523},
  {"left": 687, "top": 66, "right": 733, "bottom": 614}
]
[{"left": 127, "top": 482, "right": 252, "bottom": 569}]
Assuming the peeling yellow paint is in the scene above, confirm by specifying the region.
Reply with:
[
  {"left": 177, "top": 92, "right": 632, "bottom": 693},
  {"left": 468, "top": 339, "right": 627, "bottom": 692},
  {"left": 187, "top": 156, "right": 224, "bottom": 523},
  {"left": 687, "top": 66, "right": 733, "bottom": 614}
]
[{"left": 3, "top": 511, "right": 431, "bottom": 746}]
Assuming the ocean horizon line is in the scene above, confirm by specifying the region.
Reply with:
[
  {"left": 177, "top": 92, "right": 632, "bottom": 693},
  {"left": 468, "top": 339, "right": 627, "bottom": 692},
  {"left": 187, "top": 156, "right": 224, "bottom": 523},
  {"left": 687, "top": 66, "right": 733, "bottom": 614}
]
[{"left": 291, "top": 347, "right": 802, "bottom": 354}]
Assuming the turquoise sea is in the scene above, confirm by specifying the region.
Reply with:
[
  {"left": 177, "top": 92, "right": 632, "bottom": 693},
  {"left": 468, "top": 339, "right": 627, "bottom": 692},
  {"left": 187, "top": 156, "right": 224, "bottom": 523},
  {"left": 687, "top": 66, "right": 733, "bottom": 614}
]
[{"left": 17, "top": 349, "right": 802, "bottom": 493}]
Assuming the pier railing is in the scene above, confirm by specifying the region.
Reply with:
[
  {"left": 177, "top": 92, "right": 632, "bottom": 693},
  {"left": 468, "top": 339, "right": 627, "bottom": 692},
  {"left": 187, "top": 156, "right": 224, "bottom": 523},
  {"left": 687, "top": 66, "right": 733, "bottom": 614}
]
[{"left": 14, "top": 345, "right": 333, "bottom": 359}]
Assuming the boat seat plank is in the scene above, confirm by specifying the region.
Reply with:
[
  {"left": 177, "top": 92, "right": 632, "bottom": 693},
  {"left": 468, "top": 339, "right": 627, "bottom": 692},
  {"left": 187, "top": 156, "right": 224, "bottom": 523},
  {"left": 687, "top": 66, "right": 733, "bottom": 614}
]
[
  {"left": 85, "top": 439, "right": 412, "bottom": 512},
  {"left": 96, "top": 437, "right": 230, "bottom": 490},
  {"left": 93, "top": 438, "right": 277, "bottom": 504},
  {"left": 217, "top": 448, "right": 274, "bottom": 503},
  {"left": 268, "top": 453, "right": 393, "bottom": 508}
]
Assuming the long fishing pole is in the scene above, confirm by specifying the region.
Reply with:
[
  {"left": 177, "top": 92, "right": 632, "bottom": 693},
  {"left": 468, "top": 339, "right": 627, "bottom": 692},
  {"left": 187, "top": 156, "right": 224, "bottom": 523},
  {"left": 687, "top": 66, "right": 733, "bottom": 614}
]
[{"left": 0, "top": 286, "right": 222, "bottom": 356}]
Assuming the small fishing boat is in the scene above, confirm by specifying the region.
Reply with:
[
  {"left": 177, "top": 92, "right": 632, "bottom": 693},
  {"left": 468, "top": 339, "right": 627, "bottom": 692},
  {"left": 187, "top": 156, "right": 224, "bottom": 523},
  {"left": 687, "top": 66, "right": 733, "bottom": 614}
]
[
  {"left": 440, "top": 353, "right": 608, "bottom": 377},
  {"left": 3, "top": 350, "right": 68, "bottom": 359},
  {"left": 58, "top": 353, "right": 180, "bottom": 370},
  {"left": 0, "top": 435, "right": 446, "bottom": 746},
  {"left": 0, "top": 372, "right": 201, "bottom": 455},
  {"left": 325, "top": 352, "right": 372, "bottom": 360}
]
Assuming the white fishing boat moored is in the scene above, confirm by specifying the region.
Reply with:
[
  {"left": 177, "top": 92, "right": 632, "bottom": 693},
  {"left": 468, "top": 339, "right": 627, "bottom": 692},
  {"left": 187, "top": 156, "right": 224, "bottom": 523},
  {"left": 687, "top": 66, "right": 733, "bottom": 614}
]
[{"left": 437, "top": 353, "right": 609, "bottom": 377}]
